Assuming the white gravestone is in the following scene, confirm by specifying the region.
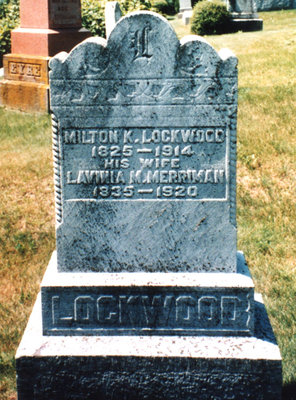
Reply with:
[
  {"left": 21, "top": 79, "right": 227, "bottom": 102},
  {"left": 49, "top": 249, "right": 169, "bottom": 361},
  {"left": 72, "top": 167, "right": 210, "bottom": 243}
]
[{"left": 105, "top": 1, "right": 122, "bottom": 38}]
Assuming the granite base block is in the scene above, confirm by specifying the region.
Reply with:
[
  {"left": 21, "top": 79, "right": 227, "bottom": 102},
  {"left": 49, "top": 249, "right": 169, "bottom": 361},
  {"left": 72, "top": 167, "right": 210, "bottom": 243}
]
[
  {"left": 41, "top": 251, "right": 255, "bottom": 336},
  {"left": 0, "top": 79, "right": 49, "bottom": 112},
  {"left": 16, "top": 293, "right": 282, "bottom": 400},
  {"left": 230, "top": 18, "right": 263, "bottom": 32}
]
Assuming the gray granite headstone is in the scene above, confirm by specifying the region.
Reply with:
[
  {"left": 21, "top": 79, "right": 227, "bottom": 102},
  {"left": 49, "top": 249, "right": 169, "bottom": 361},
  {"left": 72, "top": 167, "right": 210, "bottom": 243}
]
[
  {"left": 50, "top": 11, "right": 238, "bottom": 273},
  {"left": 228, "top": 0, "right": 258, "bottom": 14},
  {"left": 16, "top": 11, "right": 281, "bottom": 399}
]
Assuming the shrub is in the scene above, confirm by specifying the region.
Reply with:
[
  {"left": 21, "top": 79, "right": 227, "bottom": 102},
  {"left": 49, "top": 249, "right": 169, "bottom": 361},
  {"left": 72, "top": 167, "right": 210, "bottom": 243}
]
[
  {"left": 191, "top": 0, "right": 202, "bottom": 8},
  {"left": 119, "top": 0, "right": 152, "bottom": 13},
  {"left": 153, "top": 0, "right": 179, "bottom": 16},
  {"left": 191, "top": 0, "right": 231, "bottom": 35},
  {"left": 81, "top": 0, "right": 107, "bottom": 37},
  {"left": 81, "top": 0, "right": 153, "bottom": 38},
  {"left": 0, "top": 0, "right": 19, "bottom": 66}
]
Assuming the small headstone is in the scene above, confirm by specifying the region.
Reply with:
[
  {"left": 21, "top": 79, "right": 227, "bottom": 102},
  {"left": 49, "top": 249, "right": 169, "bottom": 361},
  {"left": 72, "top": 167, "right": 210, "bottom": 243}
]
[
  {"left": 105, "top": 1, "right": 123, "bottom": 38},
  {"left": 182, "top": 10, "right": 192, "bottom": 25},
  {"left": 179, "top": 0, "right": 192, "bottom": 12},
  {"left": 16, "top": 10, "right": 281, "bottom": 400},
  {"left": 178, "top": 0, "right": 193, "bottom": 22}
]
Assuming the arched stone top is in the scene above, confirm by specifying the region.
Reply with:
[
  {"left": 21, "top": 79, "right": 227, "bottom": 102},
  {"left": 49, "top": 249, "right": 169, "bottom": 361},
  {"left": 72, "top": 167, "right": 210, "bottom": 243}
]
[{"left": 49, "top": 11, "right": 237, "bottom": 82}]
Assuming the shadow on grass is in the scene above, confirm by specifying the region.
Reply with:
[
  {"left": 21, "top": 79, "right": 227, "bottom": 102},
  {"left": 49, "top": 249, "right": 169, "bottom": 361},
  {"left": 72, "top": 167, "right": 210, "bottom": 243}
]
[{"left": 282, "top": 382, "right": 296, "bottom": 400}]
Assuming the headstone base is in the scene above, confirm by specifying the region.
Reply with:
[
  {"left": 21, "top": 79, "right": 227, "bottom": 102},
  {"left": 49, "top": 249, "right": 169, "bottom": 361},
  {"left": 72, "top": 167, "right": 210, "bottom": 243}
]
[
  {"left": 0, "top": 54, "right": 50, "bottom": 112},
  {"left": 16, "top": 292, "right": 282, "bottom": 400},
  {"left": 177, "top": 9, "right": 193, "bottom": 21},
  {"left": 230, "top": 18, "right": 263, "bottom": 32},
  {"left": 0, "top": 79, "right": 49, "bottom": 112}
]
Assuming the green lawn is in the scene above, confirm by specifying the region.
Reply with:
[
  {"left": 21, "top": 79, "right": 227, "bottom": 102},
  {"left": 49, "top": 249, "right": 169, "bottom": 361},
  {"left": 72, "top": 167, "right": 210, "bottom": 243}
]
[{"left": 0, "top": 9, "right": 295, "bottom": 400}]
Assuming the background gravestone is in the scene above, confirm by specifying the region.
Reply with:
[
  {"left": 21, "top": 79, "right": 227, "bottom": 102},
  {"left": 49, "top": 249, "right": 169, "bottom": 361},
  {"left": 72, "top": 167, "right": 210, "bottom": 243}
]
[
  {"left": 105, "top": 1, "right": 123, "bottom": 38},
  {"left": 227, "top": 0, "right": 263, "bottom": 31},
  {"left": 0, "top": 0, "right": 91, "bottom": 112},
  {"left": 16, "top": 11, "right": 281, "bottom": 400},
  {"left": 178, "top": 0, "right": 193, "bottom": 24}
]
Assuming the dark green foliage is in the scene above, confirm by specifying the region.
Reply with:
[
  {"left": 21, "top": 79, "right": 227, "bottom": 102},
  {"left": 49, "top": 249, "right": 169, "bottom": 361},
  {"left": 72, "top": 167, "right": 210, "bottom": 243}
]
[
  {"left": 191, "top": 0, "right": 203, "bottom": 8},
  {"left": 81, "top": 0, "right": 153, "bottom": 38},
  {"left": 191, "top": 0, "right": 231, "bottom": 35},
  {"left": 0, "top": 0, "right": 19, "bottom": 66},
  {"left": 119, "top": 0, "right": 152, "bottom": 13},
  {"left": 153, "top": 0, "right": 179, "bottom": 16},
  {"left": 81, "top": 0, "right": 106, "bottom": 37}
]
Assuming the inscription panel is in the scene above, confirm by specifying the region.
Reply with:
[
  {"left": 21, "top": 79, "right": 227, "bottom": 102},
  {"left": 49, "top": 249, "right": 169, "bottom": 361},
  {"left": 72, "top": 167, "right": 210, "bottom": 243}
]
[
  {"left": 9, "top": 62, "right": 41, "bottom": 78},
  {"left": 62, "top": 127, "right": 228, "bottom": 201},
  {"left": 42, "top": 287, "right": 253, "bottom": 336},
  {"left": 4, "top": 54, "right": 50, "bottom": 83},
  {"left": 49, "top": 0, "right": 81, "bottom": 28}
]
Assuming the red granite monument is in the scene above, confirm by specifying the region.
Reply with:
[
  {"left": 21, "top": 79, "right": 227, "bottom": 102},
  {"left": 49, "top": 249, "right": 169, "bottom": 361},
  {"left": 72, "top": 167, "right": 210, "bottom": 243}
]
[{"left": 0, "top": 0, "right": 91, "bottom": 112}]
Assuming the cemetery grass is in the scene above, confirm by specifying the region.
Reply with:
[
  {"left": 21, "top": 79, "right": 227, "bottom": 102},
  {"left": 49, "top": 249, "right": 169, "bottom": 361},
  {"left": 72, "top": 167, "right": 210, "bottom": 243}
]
[{"left": 0, "top": 9, "right": 295, "bottom": 400}]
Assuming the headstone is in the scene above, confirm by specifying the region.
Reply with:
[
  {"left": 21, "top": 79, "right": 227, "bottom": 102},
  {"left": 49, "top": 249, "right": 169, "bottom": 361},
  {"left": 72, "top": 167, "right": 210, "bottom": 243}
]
[
  {"left": 16, "top": 11, "right": 282, "bottom": 399},
  {"left": 105, "top": 1, "right": 123, "bottom": 38},
  {"left": 226, "top": 0, "right": 263, "bottom": 31},
  {"left": 178, "top": 0, "right": 193, "bottom": 23},
  {"left": 0, "top": 0, "right": 91, "bottom": 112},
  {"left": 179, "top": 0, "right": 192, "bottom": 12}
]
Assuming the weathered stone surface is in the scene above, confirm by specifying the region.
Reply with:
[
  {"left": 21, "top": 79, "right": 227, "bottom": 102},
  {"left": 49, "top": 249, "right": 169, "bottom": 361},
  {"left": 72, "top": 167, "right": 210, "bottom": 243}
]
[
  {"left": 3, "top": 54, "right": 50, "bottom": 83},
  {"left": 50, "top": 11, "right": 238, "bottom": 273},
  {"left": 0, "top": 79, "right": 49, "bottom": 112},
  {"left": 255, "top": 0, "right": 296, "bottom": 11},
  {"left": 16, "top": 293, "right": 282, "bottom": 400},
  {"left": 41, "top": 251, "right": 254, "bottom": 336}
]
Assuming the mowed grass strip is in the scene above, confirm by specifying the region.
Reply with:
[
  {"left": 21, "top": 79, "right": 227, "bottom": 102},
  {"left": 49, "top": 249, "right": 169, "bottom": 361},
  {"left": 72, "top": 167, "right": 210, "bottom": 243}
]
[
  {"left": 0, "top": 109, "right": 54, "bottom": 399},
  {"left": 173, "top": 10, "right": 296, "bottom": 394},
  {"left": 0, "top": 9, "right": 295, "bottom": 399}
]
